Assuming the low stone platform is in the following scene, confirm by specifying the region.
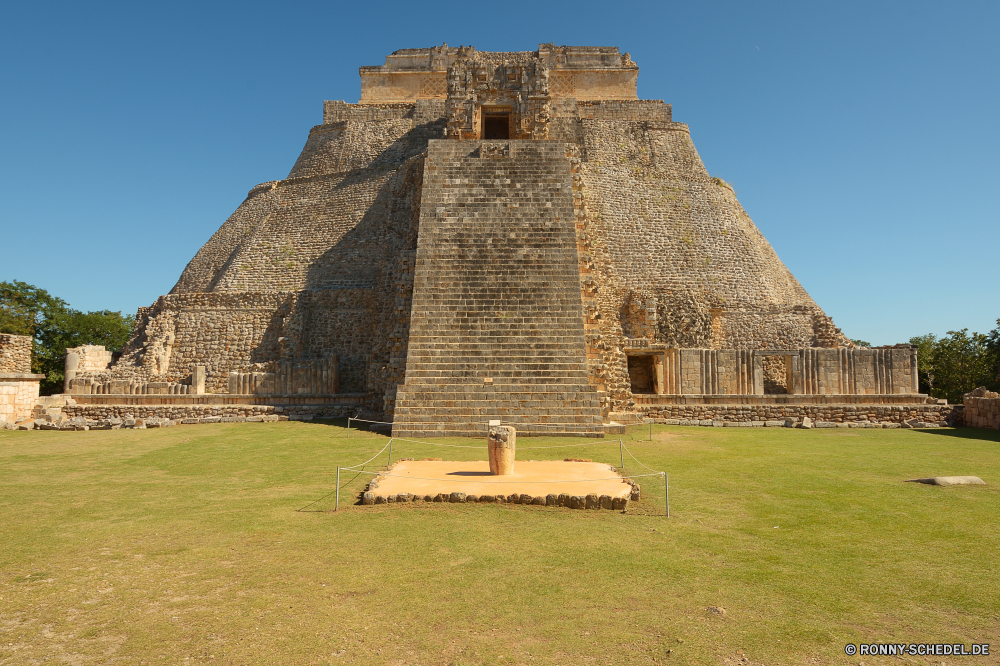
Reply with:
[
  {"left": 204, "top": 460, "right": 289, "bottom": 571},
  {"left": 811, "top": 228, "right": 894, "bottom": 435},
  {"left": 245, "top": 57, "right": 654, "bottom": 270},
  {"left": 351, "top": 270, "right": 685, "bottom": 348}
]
[{"left": 362, "top": 460, "right": 636, "bottom": 509}]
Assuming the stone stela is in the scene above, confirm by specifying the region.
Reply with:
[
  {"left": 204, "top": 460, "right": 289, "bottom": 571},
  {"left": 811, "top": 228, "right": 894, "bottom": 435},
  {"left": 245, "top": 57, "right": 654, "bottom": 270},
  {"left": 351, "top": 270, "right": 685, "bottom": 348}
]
[
  {"left": 31, "top": 44, "right": 958, "bottom": 432},
  {"left": 488, "top": 424, "right": 516, "bottom": 475}
]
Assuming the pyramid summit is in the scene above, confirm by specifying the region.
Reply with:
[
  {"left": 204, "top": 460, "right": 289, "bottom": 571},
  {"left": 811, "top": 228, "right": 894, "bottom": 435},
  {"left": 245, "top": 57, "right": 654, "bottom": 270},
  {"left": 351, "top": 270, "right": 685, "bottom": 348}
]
[{"left": 51, "top": 44, "right": 943, "bottom": 433}]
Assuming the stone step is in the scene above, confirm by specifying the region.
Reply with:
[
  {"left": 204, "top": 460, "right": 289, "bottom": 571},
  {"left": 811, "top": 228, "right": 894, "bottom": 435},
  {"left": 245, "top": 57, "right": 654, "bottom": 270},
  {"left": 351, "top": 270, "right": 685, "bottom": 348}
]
[{"left": 392, "top": 140, "right": 600, "bottom": 436}]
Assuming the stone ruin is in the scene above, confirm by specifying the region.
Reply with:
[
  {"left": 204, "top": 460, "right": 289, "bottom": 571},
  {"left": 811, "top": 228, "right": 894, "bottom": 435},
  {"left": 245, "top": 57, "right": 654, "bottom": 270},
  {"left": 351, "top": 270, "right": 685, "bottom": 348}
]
[
  {"left": 0, "top": 334, "right": 44, "bottom": 429},
  {"left": 47, "top": 44, "right": 955, "bottom": 433}
]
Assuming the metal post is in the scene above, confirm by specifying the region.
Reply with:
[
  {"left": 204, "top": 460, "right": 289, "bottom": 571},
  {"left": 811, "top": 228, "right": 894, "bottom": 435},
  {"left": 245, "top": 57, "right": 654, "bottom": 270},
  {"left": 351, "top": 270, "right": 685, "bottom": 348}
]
[
  {"left": 664, "top": 472, "right": 669, "bottom": 517},
  {"left": 335, "top": 466, "right": 341, "bottom": 512},
  {"left": 649, "top": 420, "right": 652, "bottom": 441},
  {"left": 347, "top": 417, "right": 351, "bottom": 439},
  {"left": 619, "top": 438, "right": 624, "bottom": 470},
  {"left": 388, "top": 438, "right": 393, "bottom": 465}
]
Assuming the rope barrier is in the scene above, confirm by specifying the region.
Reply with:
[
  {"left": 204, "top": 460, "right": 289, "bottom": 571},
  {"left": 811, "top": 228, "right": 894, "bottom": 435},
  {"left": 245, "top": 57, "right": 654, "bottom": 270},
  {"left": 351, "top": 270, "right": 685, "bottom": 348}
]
[
  {"left": 620, "top": 441, "right": 663, "bottom": 474},
  {"left": 349, "top": 469, "right": 665, "bottom": 483},
  {"left": 341, "top": 438, "right": 393, "bottom": 471},
  {"left": 516, "top": 439, "right": 609, "bottom": 449},
  {"left": 390, "top": 436, "right": 486, "bottom": 449},
  {"left": 332, "top": 422, "right": 671, "bottom": 516}
]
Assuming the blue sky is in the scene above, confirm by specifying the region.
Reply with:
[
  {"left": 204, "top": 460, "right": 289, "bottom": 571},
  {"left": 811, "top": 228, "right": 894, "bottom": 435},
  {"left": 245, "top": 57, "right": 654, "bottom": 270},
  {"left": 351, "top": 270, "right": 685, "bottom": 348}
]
[{"left": 2, "top": 1, "right": 997, "bottom": 345}]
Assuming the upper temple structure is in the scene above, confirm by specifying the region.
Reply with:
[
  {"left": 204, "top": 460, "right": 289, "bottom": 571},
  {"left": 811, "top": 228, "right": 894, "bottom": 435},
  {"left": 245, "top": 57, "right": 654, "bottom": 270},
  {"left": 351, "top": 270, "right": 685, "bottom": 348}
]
[{"left": 44, "top": 44, "right": 947, "bottom": 435}]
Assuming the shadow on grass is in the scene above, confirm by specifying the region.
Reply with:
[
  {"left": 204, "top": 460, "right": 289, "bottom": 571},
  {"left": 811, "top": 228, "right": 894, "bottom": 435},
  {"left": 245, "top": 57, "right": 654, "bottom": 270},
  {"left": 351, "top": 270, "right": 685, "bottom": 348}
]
[
  {"left": 912, "top": 427, "right": 1000, "bottom": 443},
  {"left": 287, "top": 417, "right": 392, "bottom": 439}
]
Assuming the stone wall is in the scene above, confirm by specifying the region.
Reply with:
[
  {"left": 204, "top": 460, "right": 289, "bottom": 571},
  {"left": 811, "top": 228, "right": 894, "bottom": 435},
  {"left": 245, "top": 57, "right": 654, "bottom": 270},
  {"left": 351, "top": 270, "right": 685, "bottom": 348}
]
[
  {"left": 636, "top": 403, "right": 958, "bottom": 426},
  {"left": 962, "top": 388, "right": 1000, "bottom": 429},
  {"left": 0, "top": 334, "right": 31, "bottom": 373},
  {"left": 0, "top": 376, "right": 41, "bottom": 426},
  {"left": 66, "top": 345, "right": 112, "bottom": 373},
  {"left": 0, "top": 335, "right": 39, "bottom": 427},
  {"left": 61, "top": 403, "right": 356, "bottom": 422},
  {"left": 640, "top": 345, "right": 919, "bottom": 397}
]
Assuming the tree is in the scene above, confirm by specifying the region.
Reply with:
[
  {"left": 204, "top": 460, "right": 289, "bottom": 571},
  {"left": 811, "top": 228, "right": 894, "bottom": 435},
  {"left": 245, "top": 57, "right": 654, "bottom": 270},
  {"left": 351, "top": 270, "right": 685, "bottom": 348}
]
[
  {"left": 36, "top": 309, "right": 135, "bottom": 394},
  {"left": 0, "top": 281, "right": 134, "bottom": 395},
  {"left": 987, "top": 319, "right": 1000, "bottom": 388},
  {"left": 851, "top": 339, "right": 872, "bottom": 347},
  {"left": 909, "top": 333, "right": 938, "bottom": 395},
  {"left": 0, "top": 280, "right": 67, "bottom": 337},
  {"left": 909, "top": 325, "right": 998, "bottom": 403}
]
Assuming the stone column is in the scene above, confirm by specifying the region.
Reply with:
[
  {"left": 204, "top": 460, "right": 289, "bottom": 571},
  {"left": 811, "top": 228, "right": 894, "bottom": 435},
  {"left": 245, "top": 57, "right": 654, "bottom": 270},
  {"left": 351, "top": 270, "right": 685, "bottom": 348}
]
[
  {"left": 752, "top": 353, "right": 764, "bottom": 395},
  {"left": 191, "top": 365, "right": 206, "bottom": 395},
  {"left": 488, "top": 425, "right": 516, "bottom": 475},
  {"left": 64, "top": 351, "right": 80, "bottom": 393}
]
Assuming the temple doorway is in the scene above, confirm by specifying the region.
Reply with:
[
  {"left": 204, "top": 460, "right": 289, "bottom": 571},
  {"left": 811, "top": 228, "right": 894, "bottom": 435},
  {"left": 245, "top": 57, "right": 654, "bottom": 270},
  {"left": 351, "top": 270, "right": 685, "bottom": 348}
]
[
  {"left": 482, "top": 113, "right": 510, "bottom": 140},
  {"left": 627, "top": 354, "right": 656, "bottom": 394}
]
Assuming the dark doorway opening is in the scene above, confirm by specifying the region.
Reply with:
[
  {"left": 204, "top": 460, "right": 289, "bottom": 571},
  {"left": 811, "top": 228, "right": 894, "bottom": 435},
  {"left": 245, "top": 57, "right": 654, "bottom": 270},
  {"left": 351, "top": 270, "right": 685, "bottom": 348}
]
[
  {"left": 627, "top": 355, "right": 656, "bottom": 394},
  {"left": 483, "top": 115, "right": 509, "bottom": 140}
]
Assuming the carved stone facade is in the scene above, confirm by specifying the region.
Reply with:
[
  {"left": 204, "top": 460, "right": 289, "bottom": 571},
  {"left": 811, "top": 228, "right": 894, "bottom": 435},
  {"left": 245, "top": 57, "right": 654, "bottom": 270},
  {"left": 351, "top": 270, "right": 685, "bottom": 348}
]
[{"left": 445, "top": 55, "right": 551, "bottom": 140}]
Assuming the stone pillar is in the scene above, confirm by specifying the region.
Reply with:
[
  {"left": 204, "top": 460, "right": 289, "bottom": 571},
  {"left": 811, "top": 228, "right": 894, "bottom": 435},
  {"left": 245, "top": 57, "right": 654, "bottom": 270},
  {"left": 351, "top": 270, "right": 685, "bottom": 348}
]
[
  {"left": 64, "top": 351, "right": 80, "bottom": 393},
  {"left": 331, "top": 354, "right": 340, "bottom": 394},
  {"left": 488, "top": 425, "right": 516, "bottom": 475},
  {"left": 790, "top": 354, "right": 803, "bottom": 394},
  {"left": 191, "top": 365, "right": 206, "bottom": 395},
  {"left": 752, "top": 353, "right": 764, "bottom": 395},
  {"left": 654, "top": 355, "right": 665, "bottom": 395}
]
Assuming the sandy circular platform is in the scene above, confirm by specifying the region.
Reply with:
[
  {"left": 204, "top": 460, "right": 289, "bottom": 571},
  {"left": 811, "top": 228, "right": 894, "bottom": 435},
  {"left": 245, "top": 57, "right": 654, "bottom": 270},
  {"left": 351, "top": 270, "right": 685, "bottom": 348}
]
[{"left": 364, "top": 460, "right": 634, "bottom": 506}]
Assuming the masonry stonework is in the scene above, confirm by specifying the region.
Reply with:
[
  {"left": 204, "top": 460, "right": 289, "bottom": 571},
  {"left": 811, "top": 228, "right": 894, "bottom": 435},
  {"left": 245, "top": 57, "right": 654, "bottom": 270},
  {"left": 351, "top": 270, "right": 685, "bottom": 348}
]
[
  {"left": 0, "top": 334, "right": 32, "bottom": 373},
  {"left": 962, "top": 388, "right": 1000, "bottom": 429},
  {"left": 0, "top": 334, "right": 44, "bottom": 427},
  {"left": 57, "top": 45, "right": 939, "bottom": 433}
]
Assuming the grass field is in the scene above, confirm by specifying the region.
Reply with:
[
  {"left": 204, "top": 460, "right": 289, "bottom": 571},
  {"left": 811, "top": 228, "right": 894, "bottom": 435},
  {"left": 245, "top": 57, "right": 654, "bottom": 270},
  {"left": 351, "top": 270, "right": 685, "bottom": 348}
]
[{"left": 1, "top": 421, "right": 998, "bottom": 665}]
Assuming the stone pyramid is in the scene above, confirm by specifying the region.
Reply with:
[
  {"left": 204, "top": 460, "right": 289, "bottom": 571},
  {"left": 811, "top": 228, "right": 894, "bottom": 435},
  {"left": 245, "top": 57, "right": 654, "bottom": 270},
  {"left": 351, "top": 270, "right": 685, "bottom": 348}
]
[{"left": 85, "top": 44, "right": 851, "bottom": 432}]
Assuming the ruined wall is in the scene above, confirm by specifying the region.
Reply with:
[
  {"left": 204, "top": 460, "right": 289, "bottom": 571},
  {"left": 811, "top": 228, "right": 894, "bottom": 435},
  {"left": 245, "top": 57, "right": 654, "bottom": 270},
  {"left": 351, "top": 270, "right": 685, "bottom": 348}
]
[
  {"left": 66, "top": 345, "right": 113, "bottom": 373},
  {"left": 0, "top": 378, "right": 39, "bottom": 426},
  {"left": 0, "top": 334, "right": 31, "bottom": 373},
  {"left": 0, "top": 334, "right": 40, "bottom": 426},
  {"left": 962, "top": 388, "right": 1000, "bottom": 429}
]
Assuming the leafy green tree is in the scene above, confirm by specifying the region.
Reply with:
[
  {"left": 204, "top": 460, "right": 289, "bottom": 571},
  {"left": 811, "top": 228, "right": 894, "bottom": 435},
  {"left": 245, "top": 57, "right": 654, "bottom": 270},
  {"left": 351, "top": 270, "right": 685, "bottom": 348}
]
[
  {"left": 909, "top": 325, "right": 998, "bottom": 403},
  {"left": 987, "top": 319, "right": 1000, "bottom": 388},
  {"left": 37, "top": 309, "right": 135, "bottom": 394},
  {"left": 850, "top": 339, "right": 872, "bottom": 347},
  {"left": 0, "top": 280, "right": 134, "bottom": 395},
  {"left": 909, "top": 333, "right": 938, "bottom": 395},
  {"left": 0, "top": 280, "right": 67, "bottom": 337}
]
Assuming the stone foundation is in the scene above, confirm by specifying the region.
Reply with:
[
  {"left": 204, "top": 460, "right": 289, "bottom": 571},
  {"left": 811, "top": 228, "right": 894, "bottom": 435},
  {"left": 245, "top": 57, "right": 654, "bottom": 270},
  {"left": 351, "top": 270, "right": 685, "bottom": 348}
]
[
  {"left": 1, "top": 373, "right": 44, "bottom": 427},
  {"left": 61, "top": 402, "right": 357, "bottom": 423},
  {"left": 633, "top": 403, "right": 959, "bottom": 426}
]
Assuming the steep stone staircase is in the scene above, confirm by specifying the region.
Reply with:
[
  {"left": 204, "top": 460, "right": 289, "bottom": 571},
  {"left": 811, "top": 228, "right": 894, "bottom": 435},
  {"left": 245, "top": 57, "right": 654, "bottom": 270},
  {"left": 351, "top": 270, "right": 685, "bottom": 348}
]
[{"left": 392, "top": 140, "right": 603, "bottom": 437}]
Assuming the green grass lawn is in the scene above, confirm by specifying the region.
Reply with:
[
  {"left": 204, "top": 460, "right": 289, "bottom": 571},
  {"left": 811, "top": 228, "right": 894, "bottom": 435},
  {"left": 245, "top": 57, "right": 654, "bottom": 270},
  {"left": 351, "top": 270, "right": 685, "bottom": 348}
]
[{"left": 1, "top": 421, "right": 998, "bottom": 665}]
